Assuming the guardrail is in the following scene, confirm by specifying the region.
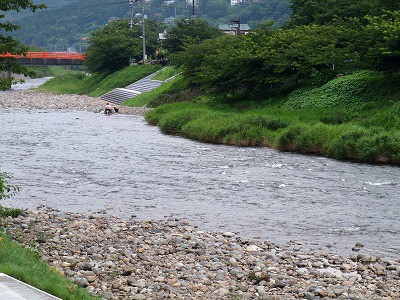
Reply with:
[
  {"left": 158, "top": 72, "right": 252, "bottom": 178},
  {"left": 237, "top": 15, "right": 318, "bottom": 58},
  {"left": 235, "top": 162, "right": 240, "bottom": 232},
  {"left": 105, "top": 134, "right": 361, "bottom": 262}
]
[{"left": 0, "top": 52, "right": 85, "bottom": 61}]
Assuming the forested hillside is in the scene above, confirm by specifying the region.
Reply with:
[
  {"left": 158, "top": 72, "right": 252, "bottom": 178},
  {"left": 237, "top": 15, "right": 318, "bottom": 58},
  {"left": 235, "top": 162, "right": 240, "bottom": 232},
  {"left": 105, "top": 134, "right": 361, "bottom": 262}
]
[{"left": 6, "top": 0, "right": 290, "bottom": 51}]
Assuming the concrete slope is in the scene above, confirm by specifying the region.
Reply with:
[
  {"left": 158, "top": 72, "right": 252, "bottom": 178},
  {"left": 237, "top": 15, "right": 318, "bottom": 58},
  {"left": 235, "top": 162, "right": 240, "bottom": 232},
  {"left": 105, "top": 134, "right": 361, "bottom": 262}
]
[
  {"left": 101, "top": 69, "right": 164, "bottom": 105},
  {"left": 0, "top": 273, "right": 61, "bottom": 300}
]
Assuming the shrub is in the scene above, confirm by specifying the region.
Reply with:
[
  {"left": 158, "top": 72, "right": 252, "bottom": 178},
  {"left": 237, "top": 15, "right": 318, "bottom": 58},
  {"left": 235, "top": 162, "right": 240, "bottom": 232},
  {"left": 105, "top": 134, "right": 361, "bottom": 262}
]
[
  {"left": 356, "top": 132, "right": 400, "bottom": 163},
  {"left": 276, "top": 125, "right": 305, "bottom": 151},
  {"left": 327, "top": 126, "right": 370, "bottom": 160},
  {"left": 181, "top": 113, "right": 239, "bottom": 143},
  {"left": 0, "top": 206, "right": 22, "bottom": 218}
]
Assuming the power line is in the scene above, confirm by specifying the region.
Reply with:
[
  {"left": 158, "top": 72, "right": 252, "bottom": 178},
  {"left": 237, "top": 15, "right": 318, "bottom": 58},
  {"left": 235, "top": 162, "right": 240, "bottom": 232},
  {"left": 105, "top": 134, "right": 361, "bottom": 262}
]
[{"left": 41, "top": 0, "right": 129, "bottom": 11}]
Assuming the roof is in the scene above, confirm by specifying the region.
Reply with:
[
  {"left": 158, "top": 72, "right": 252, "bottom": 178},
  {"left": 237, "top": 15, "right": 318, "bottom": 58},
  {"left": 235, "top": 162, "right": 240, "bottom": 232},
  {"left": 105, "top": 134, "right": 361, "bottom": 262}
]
[{"left": 219, "top": 24, "right": 251, "bottom": 31}]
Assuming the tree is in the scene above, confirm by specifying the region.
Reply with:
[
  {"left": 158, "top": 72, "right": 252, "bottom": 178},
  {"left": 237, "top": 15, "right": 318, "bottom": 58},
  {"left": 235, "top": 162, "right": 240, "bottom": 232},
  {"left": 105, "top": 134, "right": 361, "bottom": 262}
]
[
  {"left": 359, "top": 11, "right": 400, "bottom": 71},
  {"left": 0, "top": 174, "right": 19, "bottom": 201},
  {"left": 288, "top": 0, "right": 376, "bottom": 26},
  {"left": 84, "top": 19, "right": 163, "bottom": 74},
  {"left": 0, "top": 0, "right": 45, "bottom": 90},
  {"left": 162, "top": 19, "right": 222, "bottom": 55},
  {"left": 378, "top": 0, "right": 400, "bottom": 11},
  {"left": 198, "top": 0, "right": 230, "bottom": 20},
  {"left": 173, "top": 22, "right": 360, "bottom": 98}
]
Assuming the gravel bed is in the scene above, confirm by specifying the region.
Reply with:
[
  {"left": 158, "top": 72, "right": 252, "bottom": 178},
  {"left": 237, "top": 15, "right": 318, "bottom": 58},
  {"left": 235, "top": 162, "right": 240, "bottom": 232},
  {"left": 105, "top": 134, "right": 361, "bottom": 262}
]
[
  {"left": 1, "top": 207, "right": 399, "bottom": 300},
  {"left": 0, "top": 90, "right": 151, "bottom": 115}
]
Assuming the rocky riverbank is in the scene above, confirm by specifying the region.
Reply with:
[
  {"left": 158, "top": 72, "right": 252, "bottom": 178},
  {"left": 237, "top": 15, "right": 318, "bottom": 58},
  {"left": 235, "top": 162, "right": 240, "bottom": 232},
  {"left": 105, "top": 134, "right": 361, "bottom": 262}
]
[
  {"left": 1, "top": 207, "right": 399, "bottom": 300},
  {"left": 0, "top": 90, "right": 151, "bottom": 115}
]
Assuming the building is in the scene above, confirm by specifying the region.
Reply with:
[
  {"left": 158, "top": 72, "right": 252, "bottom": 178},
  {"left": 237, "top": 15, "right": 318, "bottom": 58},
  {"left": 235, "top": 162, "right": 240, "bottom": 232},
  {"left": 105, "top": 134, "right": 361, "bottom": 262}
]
[{"left": 219, "top": 23, "right": 251, "bottom": 35}]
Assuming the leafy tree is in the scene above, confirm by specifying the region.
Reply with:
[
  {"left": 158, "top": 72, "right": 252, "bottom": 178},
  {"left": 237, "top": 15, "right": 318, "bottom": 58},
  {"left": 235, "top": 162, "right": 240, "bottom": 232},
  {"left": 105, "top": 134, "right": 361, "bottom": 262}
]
[
  {"left": 84, "top": 18, "right": 163, "bottom": 74},
  {"left": 162, "top": 19, "right": 223, "bottom": 55},
  {"left": 173, "top": 22, "right": 360, "bottom": 98},
  {"left": 0, "top": 174, "right": 19, "bottom": 201},
  {"left": 378, "top": 0, "right": 400, "bottom": 11},
  {"left": 0, "top": 0, "right": 45, "bottom": 90},
  {"left": 360, "top": 11, "right": 400, "bottom": 71},
  {"left": 198, "top": 0, "right": 230, "bottom": 20},
  {"left": 229, "top": 0, "right": 291, "bottom": 28},
  {"left": 288, "top": 0, "right": 376, "bottom": 26}
]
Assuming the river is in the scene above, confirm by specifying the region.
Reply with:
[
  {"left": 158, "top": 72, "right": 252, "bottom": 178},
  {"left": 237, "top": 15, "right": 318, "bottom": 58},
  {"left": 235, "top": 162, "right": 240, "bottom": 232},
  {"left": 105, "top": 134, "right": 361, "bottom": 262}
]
[
  {"left": 1, "top": 107, "right": 399, "bottom": 259},
  {"left": 9, "top": 76, "right": 53, "bottom": 91}
]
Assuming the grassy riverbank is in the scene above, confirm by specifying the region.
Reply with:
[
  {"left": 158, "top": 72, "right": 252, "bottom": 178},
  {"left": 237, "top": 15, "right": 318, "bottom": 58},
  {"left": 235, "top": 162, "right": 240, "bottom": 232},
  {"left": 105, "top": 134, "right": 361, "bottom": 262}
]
[
  {"left": 146, "top": 71, "right": 400, "bottom": 165},
  {"left": 0, "top": 229, "right": 98, "bottom": 300},
  {"left": 38, "top": 64, "right": 162, "bottom": 96}
]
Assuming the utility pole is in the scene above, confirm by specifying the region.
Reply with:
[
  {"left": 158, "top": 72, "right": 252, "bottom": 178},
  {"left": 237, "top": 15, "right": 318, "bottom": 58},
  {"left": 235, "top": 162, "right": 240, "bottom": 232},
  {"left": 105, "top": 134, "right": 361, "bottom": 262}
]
[
  {"left": 229, "top": 18, "right": 241, "bottom": 35},
  {"left": 191, "top": 0, "right": 195, "bottom": 19},
  {"left": 141, "top": 0, "right": 146, "bottom": 64},
  {"left": 129, "top": 0, "right": 134, "bottom": 29},
  {"left": 173, "top": 0, "right": 177, "bottom": 26},
  {"left": 129, "top": 0, "right": 146, "bottom": 64}
]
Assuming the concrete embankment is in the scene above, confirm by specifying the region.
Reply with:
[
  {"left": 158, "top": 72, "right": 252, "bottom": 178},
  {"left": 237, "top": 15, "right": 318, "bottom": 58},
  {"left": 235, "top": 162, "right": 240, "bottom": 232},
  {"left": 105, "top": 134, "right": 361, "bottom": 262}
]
[
  {"left": 0, "top": 90, "right": 150, "bottom": 115},
  {"left": 1, "top": 207, "right": 399, "bottom": 300}
]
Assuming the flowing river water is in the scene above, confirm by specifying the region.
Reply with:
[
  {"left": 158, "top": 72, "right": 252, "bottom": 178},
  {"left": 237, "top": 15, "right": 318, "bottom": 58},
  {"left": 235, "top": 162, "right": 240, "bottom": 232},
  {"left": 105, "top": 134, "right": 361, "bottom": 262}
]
[{"left": 1, "top": 91, "right": 399, "bottom": 259}]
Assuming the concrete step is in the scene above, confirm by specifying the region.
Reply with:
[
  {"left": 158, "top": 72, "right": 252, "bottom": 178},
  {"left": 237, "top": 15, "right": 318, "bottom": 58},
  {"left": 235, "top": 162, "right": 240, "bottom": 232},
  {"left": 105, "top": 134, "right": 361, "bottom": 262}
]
[
  {"left": 101, "top": 88, "right": 141, "bottom": 105},
  {"left": 125, "top": 80, "right": 163, "bottom": 92},
  {"left": 100, "top": 68, "right": 166, "bottom": 105},
  {"left": 0, "top": 273, "right": 61, "bottom": 300}
]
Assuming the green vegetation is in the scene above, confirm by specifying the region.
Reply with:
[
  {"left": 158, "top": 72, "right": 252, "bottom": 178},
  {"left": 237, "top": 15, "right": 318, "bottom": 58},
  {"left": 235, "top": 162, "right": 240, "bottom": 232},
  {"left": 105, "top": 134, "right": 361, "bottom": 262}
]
[
  {"left": 152, "top": 67, "right": 180, "bottom": 81},
  {"left": 0, "top": 172, "right": 97, "bottom": 299},
  {"left": 146, "top": 71, "right": 400, "bottom": 165},
  {"left": 38, "top": 64, "right": 162, "bottom": 96},
  {"left": 84, "top": 19, "right": 163, "bottom": 75},
  {"left": 27, "top": 66, "right": 83, "bottom": 78},
  {"left": 0, "top": 174, "right": 19, "bottom": 201},
  {"left": 0, "top": 0, "right": 45, "bottom": 90},
  {"left": 0, "top": 230, "right": 98, "bottom": 300},
  {"left": 8, "top": 0, "right": 290, "bottom": 52}
]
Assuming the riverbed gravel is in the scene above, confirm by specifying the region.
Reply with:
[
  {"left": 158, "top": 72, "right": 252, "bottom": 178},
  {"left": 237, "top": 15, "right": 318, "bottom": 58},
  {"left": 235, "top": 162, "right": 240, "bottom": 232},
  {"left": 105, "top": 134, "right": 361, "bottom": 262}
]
[
  {"left": 1, "top": 207, "right": 399, "bottom": 300},
  {"left": 0, "top": 90, "right": 151, "bottom": 115}
]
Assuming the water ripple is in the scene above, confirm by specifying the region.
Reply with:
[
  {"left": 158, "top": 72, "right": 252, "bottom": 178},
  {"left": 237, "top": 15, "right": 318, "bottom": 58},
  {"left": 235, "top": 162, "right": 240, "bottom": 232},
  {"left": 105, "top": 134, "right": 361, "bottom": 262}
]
[{"left": 1, "top": 109, "right": 399, "bottom": 258}]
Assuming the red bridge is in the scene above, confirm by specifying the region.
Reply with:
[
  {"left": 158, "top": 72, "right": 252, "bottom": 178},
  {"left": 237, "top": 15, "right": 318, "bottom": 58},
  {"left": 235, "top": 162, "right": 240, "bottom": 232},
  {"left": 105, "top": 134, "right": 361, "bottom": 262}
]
[{"left": 0, "top": 52, "right": 85, "bottom": 65}]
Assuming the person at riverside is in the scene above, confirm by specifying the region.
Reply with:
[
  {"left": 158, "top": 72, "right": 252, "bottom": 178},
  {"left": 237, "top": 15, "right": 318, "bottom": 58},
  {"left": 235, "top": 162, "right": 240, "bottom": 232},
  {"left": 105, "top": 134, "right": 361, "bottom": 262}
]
[{"left": 104, "top": 103, "right": 113, "bottom": 114}]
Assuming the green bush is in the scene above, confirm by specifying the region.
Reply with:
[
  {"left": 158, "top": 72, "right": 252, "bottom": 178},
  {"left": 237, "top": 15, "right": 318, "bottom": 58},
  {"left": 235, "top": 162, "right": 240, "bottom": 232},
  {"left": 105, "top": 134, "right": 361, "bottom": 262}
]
[
  {"left": 356, "top": 132, "right": 400, "bottom": 163},
  {"left": 276, "top": 125, "right": 305, "bottom": 151},
  {"left": 0, "top": 206, "right": 22, "bottom": 218},
  {"left": 182, "top": 113, "right": 240, "bottom": 143},
  {"left": 284, "top": 71, "right": 400, "bottom": 111},
  {"left": 327, "top": 126, "right": 370, "bottom": 160},
  {"left": 158, "top": 110, "right": 198, "bottom": 134}
]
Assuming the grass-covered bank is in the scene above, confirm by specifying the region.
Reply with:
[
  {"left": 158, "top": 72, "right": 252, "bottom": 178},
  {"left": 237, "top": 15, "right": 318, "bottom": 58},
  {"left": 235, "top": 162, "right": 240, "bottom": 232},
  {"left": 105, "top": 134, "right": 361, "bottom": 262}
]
[
  {"left": 0, "top": 228, "right": 98, "bottom": 300},
  {"left": 146, "top": 71, "right": 400, "bottom": 165},
  {"left": 38, "top": 64, "right": 162, "bottom": 97}
]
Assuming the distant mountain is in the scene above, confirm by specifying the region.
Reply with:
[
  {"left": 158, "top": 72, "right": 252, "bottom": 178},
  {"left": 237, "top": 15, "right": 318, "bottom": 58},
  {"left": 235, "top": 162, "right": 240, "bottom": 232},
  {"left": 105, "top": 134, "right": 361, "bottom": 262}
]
[{"left": 8, "top": 0, "right": 290, "bottom": 51}]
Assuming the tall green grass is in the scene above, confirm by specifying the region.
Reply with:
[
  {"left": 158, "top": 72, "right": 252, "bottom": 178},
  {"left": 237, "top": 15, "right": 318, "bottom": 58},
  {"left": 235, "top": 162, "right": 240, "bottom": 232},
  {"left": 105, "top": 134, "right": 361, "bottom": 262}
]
[
  {"left": 0, "top": 231, "right": 98, "bottom": 300},
  {"left": 146, "top": 71, "right": 400, "bottom": 165},
  {"left": 152, "top": 67, "right": 180, "bottom": 81}
]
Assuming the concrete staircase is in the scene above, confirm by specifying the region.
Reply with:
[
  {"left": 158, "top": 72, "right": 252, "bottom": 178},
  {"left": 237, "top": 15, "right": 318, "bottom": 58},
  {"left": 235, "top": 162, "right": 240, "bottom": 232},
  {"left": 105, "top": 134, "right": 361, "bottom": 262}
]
[{"left": 101, "top": 70, "right": 164, "bottom": 105}]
